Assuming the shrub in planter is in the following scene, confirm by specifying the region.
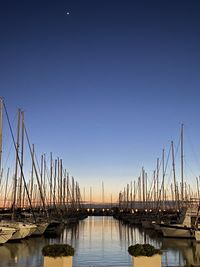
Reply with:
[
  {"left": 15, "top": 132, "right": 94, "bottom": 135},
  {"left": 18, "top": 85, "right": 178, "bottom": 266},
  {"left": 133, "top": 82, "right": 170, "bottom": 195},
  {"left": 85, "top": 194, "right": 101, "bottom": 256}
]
[
  {"left": 42, "top": 244, "right": 75, "bottom": 267},
  {"left": 128, "top": 243, "right": 161, "bottom": 257},
  {"left": 128, "top": 244, "right": 162, "bottom": 267},
  {"left": 42, "top": 244, "right": 75, "bottom": 257}
]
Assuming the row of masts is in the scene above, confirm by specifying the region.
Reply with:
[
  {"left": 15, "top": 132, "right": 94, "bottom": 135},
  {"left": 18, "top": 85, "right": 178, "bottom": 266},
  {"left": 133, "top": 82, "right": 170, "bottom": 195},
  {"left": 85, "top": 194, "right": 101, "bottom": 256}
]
[
  {"left": 0, "top": 99, "right": 83, "bottom": 219},
  {"left": 118, "top": 124, "right": 194, "bottom": 211}
]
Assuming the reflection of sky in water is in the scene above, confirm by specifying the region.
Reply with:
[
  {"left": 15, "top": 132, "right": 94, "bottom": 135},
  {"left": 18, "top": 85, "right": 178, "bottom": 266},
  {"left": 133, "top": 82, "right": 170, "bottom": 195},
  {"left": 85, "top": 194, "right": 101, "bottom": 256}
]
[{"left": 0, "top": 217, "right": 199, "bottom": 266}]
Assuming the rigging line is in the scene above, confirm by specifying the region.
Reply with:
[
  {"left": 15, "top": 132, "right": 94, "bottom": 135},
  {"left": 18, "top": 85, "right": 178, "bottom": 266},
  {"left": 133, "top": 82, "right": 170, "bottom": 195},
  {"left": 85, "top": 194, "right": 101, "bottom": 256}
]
[{"left": 3, "top": 101, "right": 37, "bottom": 223}]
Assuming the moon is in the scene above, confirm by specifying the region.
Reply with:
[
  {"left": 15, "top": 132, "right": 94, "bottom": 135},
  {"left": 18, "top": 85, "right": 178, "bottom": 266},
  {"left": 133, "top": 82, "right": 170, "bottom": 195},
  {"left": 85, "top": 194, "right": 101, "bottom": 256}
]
[{"left": 66, "top": 11, "right": 70, "bottom": 15}]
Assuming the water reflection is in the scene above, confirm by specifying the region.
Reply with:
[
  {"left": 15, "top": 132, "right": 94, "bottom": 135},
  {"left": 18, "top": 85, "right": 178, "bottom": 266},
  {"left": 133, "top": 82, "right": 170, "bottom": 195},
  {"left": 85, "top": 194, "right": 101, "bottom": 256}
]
[{"left": 0, "top": 217, "right": 200, "bottom": 266}]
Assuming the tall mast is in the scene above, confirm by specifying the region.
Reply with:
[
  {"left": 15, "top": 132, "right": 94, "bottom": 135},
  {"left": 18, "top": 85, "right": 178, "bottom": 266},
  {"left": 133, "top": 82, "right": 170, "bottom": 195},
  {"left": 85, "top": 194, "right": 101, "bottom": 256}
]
[
  {"left": 138, "top": 176, "right": 141, "bottom": 203},
  {"left": 153, "top": 170, "right": 156, "bottom": 208},
  {"left": 60, "top": 159, "right": 63, "bottom": 207},
  {"left": 126, "top": 183, "right": 129, "bottom": 210},
  {"left": 54, "top": 159, "right": 57, "bottom": 206},
  {"left": 66, "top": 172, "right": 69, "bottom": 211},
  {"left": 71, "top": 176, "right": 75, "bottom": 210},
  {"left": 171, "top": 141, "right": 178, "bottom": 210},
  {"left": 43, "top": 154, "right": 46, "bottom": 206},
  {"left": 181, "top": 123, "right": 184, "bottom": 203},
  {"left": 18, "top": 111, "right": 24, "bottom": 208},
  {"left": 133, "top": 180, "right": 136, "bottom": 209},
  {"left": 3, "top": 168, "right": 9, "bottom": 208},
  {"left": 145, "top": 172, "right": 147, "bottom": 205},
  {"left": 0, "top": 98, "right": 3, "bottom": 173},
  {"left": 12, "top": 109, "right": 21, "bottom": 220},
  {"left": 156, "top": 158, "right": 159, "bottom": 202},
  {"left": 130, "top": 181, "right": 133, "bottom": 210},
  {"left": 50, "top": 152, "right": 53, "bottom": 207},
  {"left": 57, "top": 157, "right": 60, "bottom": 204},
  {"left": 162, "top": 148, "right": 165, "bottom": 209},
  {"left": 40, "top": 154, "right": 44, "bottom": 208},
  {"left": 142, "top": 167, "right": 145, "bottom": 205},
  {"left": 63, "top": 169, "right": 66, "bottom": 207},
  {"left": 30, "top": 144, "right": 34, "bottom": 204}
]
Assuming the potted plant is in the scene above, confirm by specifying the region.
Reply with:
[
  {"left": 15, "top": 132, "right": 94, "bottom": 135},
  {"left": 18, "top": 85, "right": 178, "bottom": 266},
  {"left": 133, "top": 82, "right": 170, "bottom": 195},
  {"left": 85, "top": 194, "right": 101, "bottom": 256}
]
[
  {"left": 42, "top": 244, "right": 75, "bottom": 267},
  {"left": 128, "top": 243, "right": 162, "bottom": 267}
]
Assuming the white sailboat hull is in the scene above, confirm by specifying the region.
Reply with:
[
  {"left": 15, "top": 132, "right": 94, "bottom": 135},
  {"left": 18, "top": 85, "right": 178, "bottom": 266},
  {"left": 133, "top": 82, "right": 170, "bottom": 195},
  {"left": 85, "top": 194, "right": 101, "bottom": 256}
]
[
  {"left": 0, "top": 222, "right": 32, "bottom": 240},
  {"left": 160, "top": 224, "right": 193, "bottom": 238}
]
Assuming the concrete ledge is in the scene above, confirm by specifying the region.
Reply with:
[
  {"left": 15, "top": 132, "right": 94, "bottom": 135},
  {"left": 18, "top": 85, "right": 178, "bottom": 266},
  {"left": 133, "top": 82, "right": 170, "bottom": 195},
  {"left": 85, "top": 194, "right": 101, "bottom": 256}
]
[
  {"left": 132, "top": 254, "right": 161, "bottom": 267},
  {"left": 44, "top": 256, "right": 72, "bottom": 267}
]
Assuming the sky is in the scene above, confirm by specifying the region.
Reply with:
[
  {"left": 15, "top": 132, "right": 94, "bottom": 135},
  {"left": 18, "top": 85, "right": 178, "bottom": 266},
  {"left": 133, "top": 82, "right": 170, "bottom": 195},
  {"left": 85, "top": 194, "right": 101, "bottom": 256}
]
[{"left": 1, "top": 0, "right": 200, "bottom": 203}]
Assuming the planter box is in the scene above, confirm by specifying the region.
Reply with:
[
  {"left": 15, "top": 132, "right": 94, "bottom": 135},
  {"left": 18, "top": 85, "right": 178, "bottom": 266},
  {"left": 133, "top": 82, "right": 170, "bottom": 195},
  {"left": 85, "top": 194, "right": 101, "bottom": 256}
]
[
  {"left": 132, "top": 254, "right": 161, "bottom": 267},
  {"left": 44, "top": 256, "right": 72, "bottom": 267}
]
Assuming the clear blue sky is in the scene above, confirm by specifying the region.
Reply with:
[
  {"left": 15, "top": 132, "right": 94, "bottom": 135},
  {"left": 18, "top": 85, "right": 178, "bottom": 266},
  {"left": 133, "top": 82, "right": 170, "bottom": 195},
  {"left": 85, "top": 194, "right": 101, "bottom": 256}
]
[{"left": 1, "top": 0, "right": 200, "bottom": 202}]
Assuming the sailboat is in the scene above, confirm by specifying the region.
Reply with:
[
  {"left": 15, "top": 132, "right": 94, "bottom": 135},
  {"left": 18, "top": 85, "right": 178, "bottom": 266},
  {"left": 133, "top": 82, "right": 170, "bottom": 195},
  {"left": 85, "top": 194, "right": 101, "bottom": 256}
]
[
  {"left": 0, "top": 104, "right": 37, "bottom": 240},
  {"left": 159, "top": 206, "right": 198, "bottom": 238}
]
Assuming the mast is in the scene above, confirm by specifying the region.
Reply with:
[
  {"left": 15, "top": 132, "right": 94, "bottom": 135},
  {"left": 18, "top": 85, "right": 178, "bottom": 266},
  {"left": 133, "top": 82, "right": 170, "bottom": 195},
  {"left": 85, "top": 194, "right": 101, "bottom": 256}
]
[
  {"left": 130, "top": 181, "right": 133, "bottom": 210},
  {"left": 156, "top": 158, "right": 159, "bottom": 202},
  {"left": 43, "top": 154, "right": 46, "bottom": 206},
  {"left": 12, "top": 109, "right": 21, "bottom": 220},
  {"left": 63, "top": 169, "right": 66, "bottom": 207},
  {"left": 138, "top": 176, "right": 141, "bottom": 204},
  {"left": 162, "top": 148, "right": 165, "bottom": 209},
  {"left": 126, "top": 183, "right": 129, "bottom": 210},
  {"left": 3, "top": 104, "right": 36, "bottom": 222},
  {"left": 145, "top": 172, "right": 147, "bottom": 205},
  {"left": 18, "top": 111, "right": 24, "bottom": 209},
  {"left": 60, "top": 159, "right": 63, "bottom": 207},
  {"left": 197, "top": 177, "right": 200, "bottom": 202},
  {"left": 71, "top": 176, "right": 75, "bottom": 210},
  {"left": 3, "top": 168, "right": 9, "bottom": 208},
  {"left": 133, "top": 180, "right": 136, "bottom": 209},
  {"left": 57, "top": 157, "right": 60, "bottom": 205},
  {"left": 181, "top": 123, "right": 184, "bottom": 203},
  {"left": 30, "top": 144, "right": 34, "bottom": 204},
  {"left": 67, "top": 172, "right": 69, "bottom": 211},
  {"left": 54, "top": 159, "right": 57, "bottom": 207},
  {"left": 142, "top": 167, "right": 145, "bottom": 205},
  {"left": 153, "top": 170, "right": 156, "bottom": 209},
  {"left": 40, "top": 154, "right": 44, "bottom": 208},
  {"left": 0, "top": 98, "right": 3, "bottom": 173},
  {"left": 171, "top": 141, "right": 178, "bottom": 210},
  {"left": 50, "top": 152, "right": 53, "bottom": 207}
]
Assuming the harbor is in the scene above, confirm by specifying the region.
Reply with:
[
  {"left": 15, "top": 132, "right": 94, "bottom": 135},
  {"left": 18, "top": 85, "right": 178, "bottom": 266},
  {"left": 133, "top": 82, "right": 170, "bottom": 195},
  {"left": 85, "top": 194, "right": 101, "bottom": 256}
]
[
  {"left": 0, "top": 216, "right": 200, "bottom": 267},
  {"left": 1, "top": 99, "right": 200, "bottom": 266},
  {"left": 1, "top": 1, "right": 200, "bottom": 266}
]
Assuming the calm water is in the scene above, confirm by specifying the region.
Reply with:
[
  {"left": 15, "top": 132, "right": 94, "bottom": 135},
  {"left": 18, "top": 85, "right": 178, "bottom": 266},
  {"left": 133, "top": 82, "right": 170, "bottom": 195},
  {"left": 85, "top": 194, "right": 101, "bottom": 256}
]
[{"left": 0, "top": 216, "right": 199, "bottom": 267}]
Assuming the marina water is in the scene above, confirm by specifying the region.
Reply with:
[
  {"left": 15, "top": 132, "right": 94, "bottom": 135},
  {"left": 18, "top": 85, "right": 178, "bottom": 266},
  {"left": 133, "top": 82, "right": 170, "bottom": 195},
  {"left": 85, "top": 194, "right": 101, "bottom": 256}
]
[{"left": 0, "top": 216, "right": 199, "bottom": 267}]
